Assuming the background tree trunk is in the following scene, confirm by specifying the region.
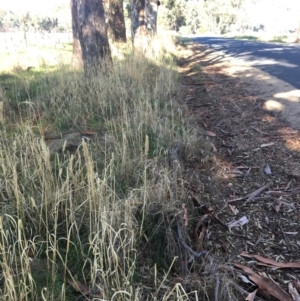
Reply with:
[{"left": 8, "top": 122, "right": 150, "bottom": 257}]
[
  {"left": 145, "top": 0, "right": 159, "bottom": 33},
  {"left": 72, "top": 0, "right": 112, "bottom": 73},
  {"left": 71, "top": 0, "right": 83, "bottom": 68},
  {"left": 131, "top": 0, "right": 147, "bottom": 40},
  {"left": 130, "top": 0, "right": 159, "bottom": 46},
  {"left": 107, "top": 0, "right": 127, "bottom": 42}
]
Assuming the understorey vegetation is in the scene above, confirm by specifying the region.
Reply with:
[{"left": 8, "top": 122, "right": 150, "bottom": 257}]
[{"left": 0, "top": 36, "right": 218, "bottom": 301}]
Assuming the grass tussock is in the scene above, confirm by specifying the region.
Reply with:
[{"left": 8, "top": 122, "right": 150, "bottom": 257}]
[{"left": 0, "top": 35, "right": 234, "bottom": 301}]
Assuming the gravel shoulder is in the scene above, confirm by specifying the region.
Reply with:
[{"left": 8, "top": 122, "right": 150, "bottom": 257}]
[
  {"left": 210, "top": 50, "right": 300, "bottom": 130},
  {"left": 177, "top": 42, "right": 300, "bottom": 299}
]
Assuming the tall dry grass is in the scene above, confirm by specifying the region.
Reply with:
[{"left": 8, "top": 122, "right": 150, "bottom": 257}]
[{"left": 0, "top": 35, "right": 232, "bottom": 301}]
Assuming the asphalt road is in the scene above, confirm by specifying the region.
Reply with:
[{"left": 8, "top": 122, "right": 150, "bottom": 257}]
[{"left": 191, "top": 36, "right": 300, "bottom": 89}]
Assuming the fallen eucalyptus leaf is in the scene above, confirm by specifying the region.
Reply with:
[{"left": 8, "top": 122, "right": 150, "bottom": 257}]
[
  {"left": 288, "top": 283, "right": 300, "bottom": 301},
  {"left": 261, "top": 142, "right": 275, "bottom": 148},
  {"left": 264, "top": 163, "right": 272, "bottom": 175},
  {"left": 203, "top": 130, "right": 217, "bottom": 137},
  {"left": 234, "top": 263, "right": 293, "bottom": 301},
  {"left": 246, "top": 289, "right": 258, "bottom": 301},
  {"left": 295, "top": 280, "right": 300, "bottom": 291},
  {"left": 241, "top": 252, "right": 300, "bottom": 268},
  {"left": 227, "top": 216, "right": 249, "bottom": 231}
]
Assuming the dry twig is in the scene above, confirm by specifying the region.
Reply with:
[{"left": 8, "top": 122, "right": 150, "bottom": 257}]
[{"left": 177, "top": 220, "right": 220, "bottom": 301}]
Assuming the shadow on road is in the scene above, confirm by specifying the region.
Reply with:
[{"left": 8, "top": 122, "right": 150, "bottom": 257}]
[
  {"left": 183, "top": 39, "right": 300, "bottom": 130},
  {"left": 191, "top": 36, "right": 300, "bottom": 89}
]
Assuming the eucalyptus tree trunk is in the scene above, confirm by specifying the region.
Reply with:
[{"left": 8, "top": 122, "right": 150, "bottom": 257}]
[
  {"left": 71, "top": 0, "right": 112, "bottom": 74},
  {"left": 145, "top": 0, "right": 159, "bottom": 33},
  {"left": 130, "top": 0, "right": 160, "bottom": 47},
  {"left": 106, "top": 0, "right": 127, "bottom": 42},
  {"left": 71, "top": 0, "right": 83, "bottom": 68},
  {"left": 131, "top": 0, "right": 147, "bottom": 39}
]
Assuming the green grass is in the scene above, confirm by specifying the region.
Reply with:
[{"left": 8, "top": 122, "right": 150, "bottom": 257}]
[
  {"left": 0, "top": 34, "right": 237, "bottom": 301},
  {"left": 268, "top": 35, "right": 288, "bottom": 43},
  {"left": 0, "top": 35, "right": 208, "bottom": 301},
  {"left": 233, "top": 34, "right": 289, "bottom": 43},
  {"left": 233, "top": 35, "right": 259, "bottom": 41}
]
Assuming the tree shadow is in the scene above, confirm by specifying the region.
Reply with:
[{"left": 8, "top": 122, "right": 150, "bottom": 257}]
[
  {"left": 181, "top": 38, "right": 300, "bottom": 129},
  {"left": 190, "top": 36, "right": 300, "bottom": 89},
  {"left": 177, "top": 42, "right": 300, "bottom": 293}
]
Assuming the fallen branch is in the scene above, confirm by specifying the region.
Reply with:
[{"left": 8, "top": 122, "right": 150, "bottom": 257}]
[
  {"left": 195, "top": 215, "right": 211, "bottom": 252},
  {"left": 228, "top": 281, "right": 265, "bottom": 301},
  {"left": 267, "top": 129, "right": 299, "bottom": 136},
  {"left": 266, "top": 186, "right": 300, "bottom": 196},
  {"left": 245, "top": 183, "right": 270, "bottom": 204},
  {"left": 177, "top": 220, "right": 219, "bottom": 301},
  {"left": 177, "top": 221, "right": 207, "bottom": 259},
  {"left": 229, "top": 183, "right": 270, "bottom": 203}
]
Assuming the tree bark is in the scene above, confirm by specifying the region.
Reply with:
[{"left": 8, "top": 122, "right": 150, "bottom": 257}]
[
  {"left": 145, "top": 0, "right": 159, "bottom": 33},
  {"left": 131, "top": 0, "right": 147, "bottom": 39},
  {"left": 106, "top": 0, "right": 127, "bottom": 42},
  {"left": 71, "top": 0, "right": 83, "bottom": 68},
  {"left": 130, "top": 0, "right": 159, "bottom": 46},
  {"left": 72, "top": 0, "right": 112, "bottom": 74}
]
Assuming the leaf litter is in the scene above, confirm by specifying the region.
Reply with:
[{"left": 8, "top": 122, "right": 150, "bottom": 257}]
[{"left": 176, "top": 42, "right": 300, "bottom": 300}]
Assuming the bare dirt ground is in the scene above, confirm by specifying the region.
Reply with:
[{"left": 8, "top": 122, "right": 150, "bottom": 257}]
[{"left": 178, "top": 43, "right": 300, "bottom": 300}]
